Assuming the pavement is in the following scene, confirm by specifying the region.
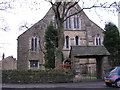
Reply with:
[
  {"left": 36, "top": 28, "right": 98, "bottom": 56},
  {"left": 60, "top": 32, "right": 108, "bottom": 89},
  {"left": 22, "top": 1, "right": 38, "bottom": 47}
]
[
  {"left": 1, "top": 80, "right": 110, "bottom": 88},
  {"left": 1, "top": 80, "right": 119, "bottom": 90}
]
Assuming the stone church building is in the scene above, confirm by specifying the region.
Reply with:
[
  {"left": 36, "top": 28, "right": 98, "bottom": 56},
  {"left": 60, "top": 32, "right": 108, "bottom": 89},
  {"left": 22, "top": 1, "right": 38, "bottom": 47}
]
[{"left": 17, "top": 4, "right": 109, "bottom": 77}]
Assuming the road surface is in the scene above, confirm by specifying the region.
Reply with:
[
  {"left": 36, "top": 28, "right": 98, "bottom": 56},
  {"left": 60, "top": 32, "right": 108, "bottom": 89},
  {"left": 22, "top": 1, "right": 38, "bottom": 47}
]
[{"left": 2, "top": 81, "right": 120, "bottom": 90}]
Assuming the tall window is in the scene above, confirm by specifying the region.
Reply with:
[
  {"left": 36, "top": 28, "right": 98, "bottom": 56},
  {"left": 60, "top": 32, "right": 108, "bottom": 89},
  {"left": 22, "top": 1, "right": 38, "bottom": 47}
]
[
  {"left": 65, "top": 18, "right": 71, "bottom": 28},
  {"left": 31, "top": 37, "right": 38, "bottom": 51},
  {"left": 74, "top": 15, "right": 79, "bottom": 28},
  {"left": 75, "top": 36, "right": 79, "bottom": 45},
  {"left": 65, "top": 36, "right": 69, "bottom": 49},
  {"left": 64, "top": 13, "right": 71, "bottom": 28},
  {"left": 95, "top": 34, "right": 101, "bottom": 46}
]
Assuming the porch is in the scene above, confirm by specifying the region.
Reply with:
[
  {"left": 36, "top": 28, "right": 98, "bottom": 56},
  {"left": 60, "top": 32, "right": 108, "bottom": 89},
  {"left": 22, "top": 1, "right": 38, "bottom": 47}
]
[{"left": 70, "top": 46, "right": 110, "bottom": 79}]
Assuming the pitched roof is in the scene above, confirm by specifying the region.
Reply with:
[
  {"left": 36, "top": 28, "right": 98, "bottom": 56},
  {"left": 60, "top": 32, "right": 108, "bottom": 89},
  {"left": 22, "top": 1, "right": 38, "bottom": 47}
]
[
  {"left": 18, "top": 3, "right": 103, "bottom": 39},
  {"left": 70, "top": 46, "right": 110, "bottom": 58}
]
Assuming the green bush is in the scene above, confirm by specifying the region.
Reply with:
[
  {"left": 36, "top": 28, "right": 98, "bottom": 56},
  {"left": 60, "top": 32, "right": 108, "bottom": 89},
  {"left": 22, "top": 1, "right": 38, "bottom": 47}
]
[{"left": 2, "top": 69, "right": 74, "bottom": 84}]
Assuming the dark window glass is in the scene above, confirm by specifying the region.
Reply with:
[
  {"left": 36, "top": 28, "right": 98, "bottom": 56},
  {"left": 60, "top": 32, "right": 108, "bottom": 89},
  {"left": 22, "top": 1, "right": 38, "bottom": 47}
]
[
  {"left": 96, "top": 38, "right": 98, "bottom": 46},
  {"left": 66, "top": 36, "right": 69, "bottom": 48},
  {"left": 74, "top": 15, "right": 79, "bottom": 28},
  {"left": 95, "top": 34, "right": 101, "bottom": 46},
  {"left": 31, "top": 37, "right": 37, "bottom": 51},
  {"left": 30, "top": 60, "right": 38, "bottom": 68},
  {"left": 65, "top": 19, "right": 68, "bottom": 28},
  {"left": 75, "top": 36, "right": 79, "bottom": 45},
  {"left": 69, "top": 17, "right": 71, "bottom": 28},
  {"left": 65, "top": 17, "right": 71, "bottom": 28},
  {"left": 99, "top": 38, "right": 101, "bottom": 45},
  {"left": 35, "top": 38, "right": 37, "bottom": 51},
  {"left": 118, "top": 69, "right": 120, "bottom": 75},
  {"left": 77, "top": 16, "right": 79, "bottom": 28},
  {"left": 74, "top": 16, "right": 76, "bottom": 28},
  {"left": 31, "top": 38, "right": 34, "bottom": 51}
]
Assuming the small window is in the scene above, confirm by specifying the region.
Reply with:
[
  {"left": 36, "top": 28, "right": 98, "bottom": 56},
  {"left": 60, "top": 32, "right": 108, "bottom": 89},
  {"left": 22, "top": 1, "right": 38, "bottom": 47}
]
[
  {"left": 29, "top": 60, "right": 39, "bottom": 69},
  {"left": 95, "top": 34, "right": 101, "bottom": 46}
]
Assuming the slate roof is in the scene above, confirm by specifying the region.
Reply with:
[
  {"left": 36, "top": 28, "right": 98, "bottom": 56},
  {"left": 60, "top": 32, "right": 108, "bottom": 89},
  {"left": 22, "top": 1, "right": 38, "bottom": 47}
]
[{"left": 70, "top": 46, "right": 110, "bottom": 58}]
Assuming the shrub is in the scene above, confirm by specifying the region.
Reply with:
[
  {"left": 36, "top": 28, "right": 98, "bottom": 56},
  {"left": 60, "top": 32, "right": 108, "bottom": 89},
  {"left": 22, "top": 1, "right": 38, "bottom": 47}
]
[{"left": 2, "top": 69, "right": 74, "bottom": 84}]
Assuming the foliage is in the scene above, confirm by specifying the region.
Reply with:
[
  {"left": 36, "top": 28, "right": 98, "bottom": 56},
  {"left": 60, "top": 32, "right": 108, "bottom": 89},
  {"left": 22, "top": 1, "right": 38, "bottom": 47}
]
[
  {"left": 103, "top": 22, "right": 120, "bottom": 67},
  {"left": 2, "top": 70, "right": 74, "bottom": 84},
  {"left": 44, "top": 21, "right": 58, "bottom": 69}
]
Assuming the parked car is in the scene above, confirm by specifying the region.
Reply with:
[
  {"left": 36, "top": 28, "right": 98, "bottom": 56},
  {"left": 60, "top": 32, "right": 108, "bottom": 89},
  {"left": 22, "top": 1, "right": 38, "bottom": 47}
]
[{"left": 104, "top": 66, "right": 120, "bottom": 87}]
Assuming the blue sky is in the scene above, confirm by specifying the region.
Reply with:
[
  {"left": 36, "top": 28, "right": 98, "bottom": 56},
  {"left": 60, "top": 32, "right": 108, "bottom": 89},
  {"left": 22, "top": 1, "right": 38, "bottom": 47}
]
[{"left": 0, "top": 0, "right": 119, "bottom": 60}]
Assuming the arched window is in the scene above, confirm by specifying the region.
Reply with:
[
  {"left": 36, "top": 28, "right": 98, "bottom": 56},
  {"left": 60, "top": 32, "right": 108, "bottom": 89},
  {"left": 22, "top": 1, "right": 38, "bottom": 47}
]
[
  {"left": 64, "top": 13, "right": 71, "bottom": 28},
  {"left": 31, "top": 37, "right": 38, "bottom": 51},
  {"left": 96, "top": 38, "right": 99, "bottom": 46},
  {"left": 74, "top": 15, "right": 79, "bottom": 28},
  {"left": 95, "top": 34, "right": 101, "bottom": 46},
  {"left": 31, "top": 38, "right": 34, "bottom": 51},
  {"left": 99, "top": 38, "right": 101, "bottom": 45},
  {"left": 53, "top": 16, "right": 57, "bottom": 28},
  {"left": 65, "top": 36, "right": 69, "bottom": 49},
  {"left": 75, "top": 36, "right": 79, "bottom": 45},
  {"left": 35, "top": 38, "right": 37, "bottom": 51}
]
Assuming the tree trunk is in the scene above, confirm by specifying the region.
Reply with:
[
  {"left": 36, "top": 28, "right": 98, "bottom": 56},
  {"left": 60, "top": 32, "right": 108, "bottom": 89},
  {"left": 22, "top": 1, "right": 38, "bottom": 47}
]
[{"left": 55, "top": 18, "right": 64, "bottom": 69}]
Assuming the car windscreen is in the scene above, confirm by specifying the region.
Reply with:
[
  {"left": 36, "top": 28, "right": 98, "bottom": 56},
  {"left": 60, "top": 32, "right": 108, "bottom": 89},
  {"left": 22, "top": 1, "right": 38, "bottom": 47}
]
[
  {"left": 118, "top": 69, "right": 120, "bottom": 75},
  {"left": 110, "top": 67, "right": 118, "bottom": 74}
]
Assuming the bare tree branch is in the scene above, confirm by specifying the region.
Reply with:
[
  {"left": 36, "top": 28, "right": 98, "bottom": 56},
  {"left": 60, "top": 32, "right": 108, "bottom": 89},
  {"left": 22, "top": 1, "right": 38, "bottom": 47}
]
[
  {"left": 0, "top": 18, "right": 9, "bottom": 31},
  {"left": 0, "top": 1, "right": 14, "bottom": 11},
  {"left": 49, "top": 1, "right": 118, "bottom": 23},
  {"left": 63, "top": 2, "right": 78, "bottom": 19},
  {"left": 19, "top": 21, "right": 33, "bottom": 31},
  {"left": 63, "top": 1, "right": 118, "bottom": 22}
]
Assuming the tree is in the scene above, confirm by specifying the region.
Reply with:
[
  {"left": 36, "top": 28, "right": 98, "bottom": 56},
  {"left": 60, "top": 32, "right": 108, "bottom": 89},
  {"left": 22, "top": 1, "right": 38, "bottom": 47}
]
[
  {"left": 103, "top": 22, "right": 120, "bottom": 67},
  {"left": 44, "top": 22, "right": 58, "bottom": 69},
  {"left": 19, "top": 21, "right": 33, "bottom": 31},
  {"left": 0, "top": 1, "right": 13, "bottom": 11},
  {"left": 0, "top": 1, "right": 14, "bottom": 31},
  {"left": 45, "top": 0, "right": 118, "bottom": 68}
]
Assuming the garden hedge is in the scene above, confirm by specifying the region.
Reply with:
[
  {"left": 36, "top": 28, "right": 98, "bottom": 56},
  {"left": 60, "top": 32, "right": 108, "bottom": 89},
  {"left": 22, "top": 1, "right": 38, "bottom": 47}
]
[{"left": 2, "top": 69, "right": 74, "bottom": 84}]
